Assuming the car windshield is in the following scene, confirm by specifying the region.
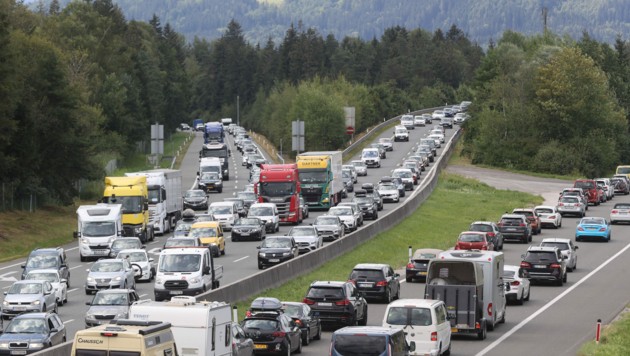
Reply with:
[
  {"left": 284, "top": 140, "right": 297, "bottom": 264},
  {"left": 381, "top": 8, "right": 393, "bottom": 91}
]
[
  {"left": 349, "top": 269, "right": 383, "bottom": 280},
  {"left": 117, "top": 251, "right": 147, "bottom": 262},
  {"left": 112, "top": 240, "right": 141, "bottom": 250},
  {"left": 560, "top": 197, "right": 578, "bottom": 203},
  {"left": 282, "top": 304, "right": 303, "bottom": 317},
  {"left": 25, "top": 272, "right": 59, "bottom": 283},
  {"left": 459, "top": 234, "right": 484, "bottom": 242},
  {"left": 328, "top": 209, "right": 351, "bottom": 216},
  {"left": 259, "top": 182, "right": 295, "bottom": 197},
  {"left": 315, "top": 217, "right": 338, "bottom": 225},
  {"left": 242, "top": 319, "right": 278, "bottom": 331},
  {"left": 237, "top": 192, "right": 257, "bottom": 201},
  {"left": 333, "top": 335, "right": 386, "bottom": 356},
  {"left": 575, "top": 181, "right": 595, "bottom": 189},
  {"left": 159, "top": 254, "right": 201, "bottom": 273},
  {"left": 189, "top": 227, "right": 217, "bottom": 238},
  {"left": 236, "top": 218, "right": 260, "bottom": 225},
  {"left": 175, "top": 221, "right": 193, "bottom": 232},
  {"left": 91, "top": 262, "right": 123, "bottom": 272},
  {"left": 580, "top": 218, "right": 605, "bottom": 225},
  {"left": 386, "top": 306, "right": 433, "bottom": 326},
  {"left": 82, "top": 221, "right": 116, "bottom": 237},
  {"left": 289, "top": 228, "right": 316, "bottom": 236},
  {"left": 209, "top": 206, "right": 232, "bottom": 215},
  {"left": 540, "top": 242, "right": 569, "bottom": 250},
  {"left": 164, "top": 239, "right": 196, "bottom": 247},
  {"left": 262, "top": 239, "right": 292, "bottom": 248},
  {"left": 395, "top": 129, "right": 406, "bottom": 134},
  {"left": 299, "top": 171, "right": 327, "bottom": 184},
  {"left": 470, "top": 224, "right": 492, "bottom": 232},
  {"left": 4, "top": 318, "right": 47, "bottom": 334},
  {"left": 393, "top": 171, "right": 412, "bottom": 178},
  {"left": 25, "top": 255, "right": 58, "bottom": 269},
  {"left": 200, "top": 173, "right": 220, "bottom": 181},
  {"left": 9, "top": 283, "right": 42, "bottom": 294},
  {"left": 249, "top": 207, "right": 273, "bottom": 216},
  {"left": 379, "top": 138, "right": 391, "bottom": 144},
  {"left": 91, "top": 292, "right": 128, "bottom": 306},
  {"left": 185, "top": 190, "right": 205, "bottom": 198},
  {"left": 501, "top": 218, "right": 524, "bottom": 226},
  {"left": 362, "top": 150, "right": 378, "bottom": 158}
]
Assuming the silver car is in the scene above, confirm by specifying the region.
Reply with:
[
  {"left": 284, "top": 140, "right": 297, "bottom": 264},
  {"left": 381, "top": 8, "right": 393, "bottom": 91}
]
[
  {"left": 287, "top": 226, "right": 323, "bottom": 254},
  {"left": 557, "top": 195, "right": 586, "bottom": 217},
  {"left": 116, "top": 249, "right": 155, "bottom": 282},
  {"left": 540, "top": 238, "right": 579, "bottom": 272},
  {"left": 85, "top": 289, "right": 140, "bottom": 327},
  {"left": 377, "top": 182, "right": 400, "bottom": 203},
  {"left": 350, "top": 160, "right": 368, "bottom": 176},
  {"left": 328, "top": 206, "right": 358, "bottom": 232},
  {"left": 2, "top": 280, "right": 57, "bottom": 319},
  {"left": 25, "top": 269, "right": 68, "bottom": 307},
  {"left": 313, "top": 215, "right": 345, "bottom": 241},
  {"left": 84, "top": 258, "right": 136, "bottom": 295}
]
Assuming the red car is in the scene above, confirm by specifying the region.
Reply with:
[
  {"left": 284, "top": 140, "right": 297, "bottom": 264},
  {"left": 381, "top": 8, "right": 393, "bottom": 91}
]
[
  {"left": 454, "top": 231, "right": 495, "bottom": 251},
  {"left": 574, "top": 179, "right": 601, "bottom": 205}
]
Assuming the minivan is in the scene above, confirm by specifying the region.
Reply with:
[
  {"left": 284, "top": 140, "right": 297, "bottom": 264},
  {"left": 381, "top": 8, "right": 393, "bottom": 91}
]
[{"left": 330, "top": 326, "right": 413, "bottom": 356}]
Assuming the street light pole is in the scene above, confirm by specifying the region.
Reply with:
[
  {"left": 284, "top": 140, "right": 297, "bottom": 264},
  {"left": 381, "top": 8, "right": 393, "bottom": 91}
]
[{"left": 237, "top": 95, "right": 240, "bottom": 126}]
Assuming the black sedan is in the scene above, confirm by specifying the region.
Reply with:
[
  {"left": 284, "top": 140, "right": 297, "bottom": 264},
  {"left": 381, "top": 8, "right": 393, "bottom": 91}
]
[
  {"left": 183, "top": 189, "right": 208, "bottom": 210},
  {"left": 0, "top": 312, "right": 66, "bottom": 355},
  {"left": 232, "top": 218, "right": 267, "bottom": 242},
  {"left": 241, "top": 311, "right": 302, "bottom": 354},
  {"left": 257, "top": 237, "right": 299, "bottom": 270},
  {"left": 281, "top": 302, "right": 322, "bottom": 346},
  {"left": 405, "top": 248, "right": 443, "bottom": 282}
]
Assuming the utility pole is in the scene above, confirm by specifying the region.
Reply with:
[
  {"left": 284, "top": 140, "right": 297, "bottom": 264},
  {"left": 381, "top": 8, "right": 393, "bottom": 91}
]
[
  {"left": 542, "top": 7, "right": 548, "bottom": 34},
  {"left": 237, "top": 95, "right": 240, "bottom": 126}
]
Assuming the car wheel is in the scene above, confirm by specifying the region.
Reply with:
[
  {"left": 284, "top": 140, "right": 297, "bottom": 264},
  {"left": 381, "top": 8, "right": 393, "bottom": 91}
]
[
  {"left": 477, "top": 321, "right": 487, "bottom": 340},
  {"left": 302, "top": 330, "right": 310, "bottom": 346},
  {"left": 258, "top": 261, "right": 263, "bottom": 270},
  {"left": 563, "top": 272, "right": 568, "bottom": 283},
  {"left": 276, "top": 224, "right": 280, "bottom": 232},
  {"left": 443, "top": 342, "right": 452, "bottom": 356},
  {"left": 556, "top": 277, "right": 563, "bottom": 286},
  {"left": 296, "top": 337, "right": 302, "bottom": 354},
  {"left": 80, "top": 255, "right": 86, "bottom": 262},
  {"left": 406, "top": 276, "right": 412, "bottom": 283},
  {"left": 53, "top": 303, "right": 58, "bottom": 314},
  {"left": 359, "top": 308, "right": 368, "bottom": 326},
  {"left": 221, "top": 246, "right": 226, "bottom": 255},
  {"left": 383, "top": 289, "right": 391, "bottom": 303},
  {"left": 57, "top": 298, "right": 62, "bottom": 307},
  {"left": 517, "top": 293, "right": 524, "bottom": 305}
]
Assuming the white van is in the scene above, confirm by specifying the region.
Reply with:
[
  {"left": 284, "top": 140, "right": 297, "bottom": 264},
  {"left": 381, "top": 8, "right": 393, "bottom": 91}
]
[
  {"left": 199, "top": 157, "right": 223, "bottom": 179},
  {"left": 248, "top": 203, "right": 280, "bottom": 233},
  {"left": 361, "top": 148, "right": 381, "bottom": 168},
  {"left": 394, "top": 125, "right": 409, "bottom": 142},
  {"left": 74, "top": 204, "right": 123, "bottom": 262},
  {"left": 383, "top": 299, "right": 451, "bottom": 356},
  {"left": 208, "top": 201, "right": 238, "bottom": 231},
  {"left": 153, "top": 247, "right": 223, "bottom": 301}
]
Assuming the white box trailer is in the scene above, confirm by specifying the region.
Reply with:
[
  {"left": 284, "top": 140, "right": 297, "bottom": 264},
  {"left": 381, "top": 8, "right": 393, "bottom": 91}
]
[
  {"left": 129, "top": 296, "right": 232, "bottom": 356},
  {"left": 126, "top": 169, "right": 183, "bottom": 234}
]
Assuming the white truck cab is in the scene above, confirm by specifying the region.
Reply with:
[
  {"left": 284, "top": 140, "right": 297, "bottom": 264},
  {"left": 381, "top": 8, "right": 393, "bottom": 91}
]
[
  {"left": 199, "top": 157, "right": 223, "bottom": 179},
  {"left": 74, "top": 204, "right": 123, "bottom": 262},
  {"left": 154, "top": 247, "right": 222, "bottom": 301}
]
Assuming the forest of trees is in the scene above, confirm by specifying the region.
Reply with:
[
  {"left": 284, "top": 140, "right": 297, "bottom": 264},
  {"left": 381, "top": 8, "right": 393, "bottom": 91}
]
[{"left": 2, "top": 0, "right": 630, "bottom": 208}]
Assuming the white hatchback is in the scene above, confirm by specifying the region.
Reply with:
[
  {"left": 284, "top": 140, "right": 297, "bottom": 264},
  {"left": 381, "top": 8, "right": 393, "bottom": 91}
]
[
  {"left": 539, "top": 238, "right": 578, "bottom": 272},
  {"left": 503, "top": 265, "right": 531, "bottom": 305},
  {"left": 383, "top": 299, "right": 451, "bottom": 356},
  {"left": 534, "top": 205, "right": 563, "bottom": 229}
]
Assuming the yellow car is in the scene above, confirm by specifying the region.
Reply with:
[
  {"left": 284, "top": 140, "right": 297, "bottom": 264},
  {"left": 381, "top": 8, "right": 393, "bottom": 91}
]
[{"left": 189, "top": 221, "right": 225, "bottom": 257}]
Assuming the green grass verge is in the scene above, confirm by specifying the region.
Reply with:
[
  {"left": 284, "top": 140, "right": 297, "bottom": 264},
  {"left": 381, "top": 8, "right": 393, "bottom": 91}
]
[
  {"left": 579, "top": 308, "right": 630, "bottom": 355},
  {"left": 233, "top": 172, "right": 542, "bottom": 320}
]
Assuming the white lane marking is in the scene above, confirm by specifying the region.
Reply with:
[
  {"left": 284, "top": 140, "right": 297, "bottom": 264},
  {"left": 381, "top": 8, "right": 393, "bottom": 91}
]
[
  {"left": 139, "top": 294, "right": 147, "bottom": 298},
  {"left": 476, "top": 241, "right": 630, "bottom": 356},
  {"left": 63, "top": 319, "right": 74, "bottom": 324},
  {"left": 0, "top": 271, "right": 17, "bottom": 282},
  {"left": 3, "top": 286, "right": 10, "bottom": 289},
  {"left": 0, "top": 262, "right": 26, "bottom": 272},
  {"left": 69, "top": 265, "right": 84, "bottom": 270},
  {"left": 67, "top": 288, "right": 79, "bottom": 293},
  {"left": 233, "top": 256, "right": 249, "bottom": 263}
]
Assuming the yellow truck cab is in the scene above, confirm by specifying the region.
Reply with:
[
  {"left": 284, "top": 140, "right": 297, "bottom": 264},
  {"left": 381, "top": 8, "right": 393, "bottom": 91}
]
[
  {"left": 71, "top": 319, "right": 176, "bottom": 356},
  {"left": 615, "top": 165, "right": 630, "bottom": 179},
  {"left": 103, "top": 176, "right": 154, "bottom": 243},
  {"left": 189, "top": 221, "right": 225, "bottom": 257}
]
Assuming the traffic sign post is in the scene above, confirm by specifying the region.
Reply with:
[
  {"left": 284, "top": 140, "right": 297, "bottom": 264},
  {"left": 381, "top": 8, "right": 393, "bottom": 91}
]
[
  {"left": 346, "top": 126, "right": 355, "bottom": 135},
  {"left": 292, "top": 120, "right": 305, "bottom": 153}
]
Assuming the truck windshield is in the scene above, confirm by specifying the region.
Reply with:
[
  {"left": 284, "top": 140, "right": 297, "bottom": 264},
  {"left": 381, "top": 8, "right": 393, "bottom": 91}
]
[
  {"left": 259, "top": 182, "right": 295, "bottom": 197},
  {"left": 148, "top": 188, "right": 161, "bottom": 204},
  {"left": 83, "top": 221, "right": 116, "bottom": 237},
  {"left": 299, "top": 171, "right": 327, "bottom": 184},
  {"left": 159, "top": 254, "right": 201, "bottom": 273},
  {"left": 103, "top": 196, "right": 143, "bottom": 214},
  {"left": 333, "top": 335, "right": 386, "bottom": 356},
  {"left": 201, "top": 147, "right": 228, "bottom": 159}
]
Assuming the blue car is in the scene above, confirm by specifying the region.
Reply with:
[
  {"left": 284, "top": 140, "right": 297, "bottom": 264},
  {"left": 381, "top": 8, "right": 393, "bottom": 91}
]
[{"left": 575, "top": 217, "right": 611, "bottom": 242}]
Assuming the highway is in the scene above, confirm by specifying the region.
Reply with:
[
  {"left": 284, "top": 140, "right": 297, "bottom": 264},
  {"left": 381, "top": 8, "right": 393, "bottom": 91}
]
[{"left": 3, "top": 120, "right": 629, "bottom": 356}]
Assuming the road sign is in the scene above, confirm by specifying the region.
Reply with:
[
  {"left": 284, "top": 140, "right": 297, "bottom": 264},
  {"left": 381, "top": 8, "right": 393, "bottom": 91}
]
[
  {"left": 292, "top": 120, "right": 305, "bottom": 152},
  {"left": 346, "top": 126, "right": 355, "bottom": 135}
]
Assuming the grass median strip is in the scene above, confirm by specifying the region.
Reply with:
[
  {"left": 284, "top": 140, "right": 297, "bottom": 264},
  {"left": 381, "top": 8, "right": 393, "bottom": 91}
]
[
  {"left": 234, "top": 172, "right": 542, "bottom": 319},
  {"left": 579, "top": 307, "right": 630, "bottom": 355}
]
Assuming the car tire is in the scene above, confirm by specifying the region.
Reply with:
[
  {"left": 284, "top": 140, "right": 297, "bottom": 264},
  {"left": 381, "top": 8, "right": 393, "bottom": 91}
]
[
  {"left": 556, "top": 278, "right": 563, "bottom": 286},
  {"left": 302, "top": 330, "right": 310, "bottom": 346},
  {"left": 258, "top": 261, "right": 263, "bottom": 270},
  {"left": 563, "top": 273, "right": 567, "bottom": 283},
  {"left": 383, "top": 289, "right": 391, "bottom": 303},
  {"left": 517, "top": 293, "right": 524, "bottom": 305},
  {"left": 406, "top": 276, "right": 412, "bottom": 283},
  {"left": 53, "top": 303, "right": 58, "bottom": 314},
  {"left": 477, "top": 321, "right": 487, "bottom": 340},
  {"left": 80, "top": 255, "right": 86, "bottom": 262},
  {"left": 443, "top": 342, "right": 452, "bottom": 356},
  {"left": 359, "top": 308, "right": 368, "bottom": 326}
]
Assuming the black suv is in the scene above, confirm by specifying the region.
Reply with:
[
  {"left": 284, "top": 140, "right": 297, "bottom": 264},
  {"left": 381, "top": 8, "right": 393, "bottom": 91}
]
[
  {"left": 520, "top": 246, "right": 567, "bottom": 286},
  {"left": 241, "top": 309, "right": 302, "bottom": 354},
  {"left": 352, "top": 190, "right": 378, "bottom": 220},
  {"left": 257, "top": 237, "right": 299, "bottom": 269},
  {"left": 21, "top": 248, "right": 70, "bottom": 288},
  {"left": 0, "top": 312, "right": 66, "bottom": 354},
  {"left": 303, "top": 281, "right": 368, "bottom": 327},
  {"left": 498, "top": 214, "right": 532, "bottom": 244},
  {"left": 348, "top": 263, "right": 400, "bottom": 303}
]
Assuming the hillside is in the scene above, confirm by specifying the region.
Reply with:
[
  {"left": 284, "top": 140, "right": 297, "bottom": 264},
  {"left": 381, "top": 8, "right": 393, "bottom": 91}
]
[{"left": 46, "top": 0, "right": 630, "bottom": 45}]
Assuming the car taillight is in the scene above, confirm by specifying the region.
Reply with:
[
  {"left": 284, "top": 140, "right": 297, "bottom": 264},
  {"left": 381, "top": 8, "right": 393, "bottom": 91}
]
[
  {"left": 376, "top": 280, "right": 388, "bottom": 287},
  {"left": 481, "top": 245, "right": 488, "bottom": 250},
  {"left": 549, "top": 215, "right": 556, "bottom": 219},
  {"left": 272, "top": 331, "right": 286, "bottom": 338},
  {"left": 431, "top": 331, "right": 438, "bottom": 341},
  {"left": 612, "top": 210, "right": 618, "bottom": 214},
  {"left": 577, "top": 227, "right": 584, "bottom": 231},
  {"left": 294, "top": 319, "right": 303, "bottom": 326},
  {"left": 454, "top": 245, "right": 461, "bottom": 250},
  {"left": 406, "top": 262, "right": 414, "bottom": 269},
  {"left": 487, "top": 232, "right": 495, "bottom": 237},
  {"left": 519, "top": 223, "right": 526, "bottom": 227},
  {"left": 347, "top": 279, "right": 356, "bottom": 285},
  {"left": 558, "top": 203, "right": 564, "bottom": 206},
  {"left": 511, "top": 281, "right": 520, "bottom": 286},
  {"left": 335, "top": 299, "right": 351, "bottom": 306},
  {"left": 520, "top": 261, "right": 531, "bottom": 268},
  {"left": 599, "top": 227, "right": 607, "bottom": 232},
  {"left": 487, "top": 303, "right": 493, "bottom": 316},
  {"left": 303, "top": 298, "right": 315, "bottom": 305},
  {"left": 550, "top": 263, "right": 562, "bottom": 269},
  {"left": 246, "top": 310, "right": 252, "bottom": 317}
]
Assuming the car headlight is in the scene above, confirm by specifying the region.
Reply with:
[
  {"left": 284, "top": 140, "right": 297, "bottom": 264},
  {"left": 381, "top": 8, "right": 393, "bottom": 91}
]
[
  {"left": 113, "top": 276, "right": 122, "bottom": 281},
  {"left": 282, "top": 252, "right": 291, "bottom": 256},
  {"left": 0, "top": 342, "right": 9, "bottom": 349},
  {"left": 87, "top": 276, "right": 94, "bottom": 282},
  {"left": 30, "top": 342, "right": 45, "bottom": 348},
  {"left": 81, "top": 238, "right": 89, "bottom": 244},
  {"left": 2, "top": 300, "right": 7, "bottom": 306},
  {"left": 116, "top": 312, "right": 128, "bottom": 319},
  {"left": 134, "top": 227, "right": 142, "bottom": 234},
  {"left": 155, "top": 278, "right": 163, "bottom": 285},
  {"left": 189, "top": 277, "right": 201, "bottom": 284},
  {"left": 32, "top": 300, "right": 41, "bottom": 305},
  {"left": 259, "top": 253, "right": 266, "bottom": 257}
]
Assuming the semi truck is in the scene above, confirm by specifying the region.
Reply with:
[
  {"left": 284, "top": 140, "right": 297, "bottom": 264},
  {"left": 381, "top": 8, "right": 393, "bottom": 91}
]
[
  {"left": 125, "top": 169, "right": 183, "bottom": 235},
  {"left": 200, "top": 141, "right": 230, "bottom": 180},
  {"left": 129, "top": 296, "right": 233, "bottom": 356},
  {"left": 204, "top": 121, "right": 224, "bottom": 143},
  {"left": 192, "top": 118, "right": 204, "bottom": 131},
  {"left": 296, "top": 151, "right": 344, "bottom": 210},
  {"left": 256, "top": 164, "right": 302, "bottom": 224},
  {"left": 425, "top": 250, "right": 507, "bottom": 340},
  {"left": 74, "top": 204, "right": 123, "bottom": 262},
  {"left": 102, "top": 176, "right": 154, "bottom": 243}
]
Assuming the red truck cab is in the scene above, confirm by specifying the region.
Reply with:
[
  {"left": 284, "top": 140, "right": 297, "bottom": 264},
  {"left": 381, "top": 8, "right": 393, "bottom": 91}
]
[
  {"left": 255, "top": 164, "right": 302, "bottom": 224},
  {"left": 573, "top": 179, "right": 601, "bottom": 206}
]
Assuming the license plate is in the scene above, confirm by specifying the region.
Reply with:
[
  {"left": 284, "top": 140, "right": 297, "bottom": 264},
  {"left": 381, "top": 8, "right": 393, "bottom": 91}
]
[
  {"left": 451, "top": 328, "right": 458, "bottom": 333},
  {"left": 240, "top": 232, "right": 250, "bottom": 236},
  {"left": 534, "top": 265, "right": 547, "bottom": 269},
  {"left": 418, "top": 271, "right": 427, "bottom": 275},
  {"left": 254, "top": 344, "right": 267, "bottom": 350},
  {"left": 11, "top": 351, "right": 27, "bottom": 355},
  {"left": 318, "top": 302, "right": 332, "bottom": 307},
  {"left": 620, "top": 212, "right": 628, "bottom": 215},
  {"left": 93, "top": 250, "right": 108, "bottom": 255},
  {"left": 359, "top": 283, "right": 373, "bottom": 288},
  {"left": 506, "top": 228, "right": 516, "bottom": 231},
  {"left": 269, "top": 259, "right": 279, "bottom": 263},
  {"left": 170, "top": 291, "right": 183, "bottom": 295},
  {"left": 13, "top": 306, "right": 26, "bottom": 311}
]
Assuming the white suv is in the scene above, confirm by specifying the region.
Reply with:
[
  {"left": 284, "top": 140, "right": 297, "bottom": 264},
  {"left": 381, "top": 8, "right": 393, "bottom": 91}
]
[
  {"left": 394, "top": 125, "right": 409, "bottom": 142},
  {"left": 400, "top": 115, "right": 415, "bottom": 130},
  {"left": 328, "top": 206, "right": 358, "bottom": 232},
  {"left": 361, "top": 148, "right": 381, "bottom": 168}
]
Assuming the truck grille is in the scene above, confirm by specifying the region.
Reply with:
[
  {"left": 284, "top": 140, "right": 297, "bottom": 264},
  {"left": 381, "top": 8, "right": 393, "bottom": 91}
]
[
  {"left": 122, "top": 226, "right": 135, "bottom": 236},
  {"left": 89, "top": 245, "right": 109, "bottom": 250},
  {"left": 164, "top": 280, "right": 189, "bottom": 290},
  {"left": 276, "top": 202, "right": 289, "bottom": 218}
]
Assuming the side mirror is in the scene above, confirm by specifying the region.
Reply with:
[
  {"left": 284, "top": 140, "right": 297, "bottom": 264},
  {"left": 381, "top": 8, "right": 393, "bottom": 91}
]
[
  {"left": 85, "top": 302, "right": 92, "bottom": 306},
  {"left": 21, "top": 264, "right": 25, "bottom": 269},
  {"left": 520, "top": 254, "right": 525, "bottom": 259},
  {"left": 50, "top": 328, "right": 58, "bottom": 333},
  {"left": 60, "top": 279, "right": 67, "bottom": 284},
  {"left": 409, "top": 341, "right": 416, "bottom": 352},
  {"left": 142, "top": 245, "right": 146, "bottom": 249},
  {"left": 574, "top": 246, "right": 579, "bottom": 250},
  {"left": 73, "top": 231, "right": 79, "bottom": 239},
  {"left": 203, "top": 266, "right": 210, "bottom": 275},
  {"left": 394, "top": 273, "right": 400, "bottom": 278}
]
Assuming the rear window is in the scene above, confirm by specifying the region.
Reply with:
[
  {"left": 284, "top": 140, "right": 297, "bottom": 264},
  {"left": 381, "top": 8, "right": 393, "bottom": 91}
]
[
  {"left": 540, "top": 242, "right": 569, "bottom": 251},
  {"left": 469, "top": 224, "right": 492, "bottom": 232},
  {"left": 333, "top": 334, "right": 386, "bottom": 356},
  {"left": 514, "top": 210, "right": 533, "bottom": 217},
  {"left": 386, "top": 306, "right": 433, "bottom": 326},
  {"left": 350, "top": 269, "right": 384, "bottom": 281},
  {"left": 306, "top": 287, "right": 344, "bottom": 299},
  {"left": 575, "top": 181, "right": 595, "bottom": 189},
  {"left": 535, "top": 208, "right": 553, "bottom": 214},
  {"left": 524, "top": 252, "right": 557, "bottom": 262},
  {"left": 560, "top": 197, "right": 578, "bottom": 203},
  {"left": 614, "top": 204, "right": 630, "bottom": 209},
  {"left": 500, "top": 218, "right": 523, "bottom": 226},
  {"left": 242, "top": 319, "right": 279, "bottom": 331},
  {"left": 458, "top": 233, "right": 484, "bottom": 242},
  {"left": 502, "top": 270, "right": 516, "bottom": 278}
]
